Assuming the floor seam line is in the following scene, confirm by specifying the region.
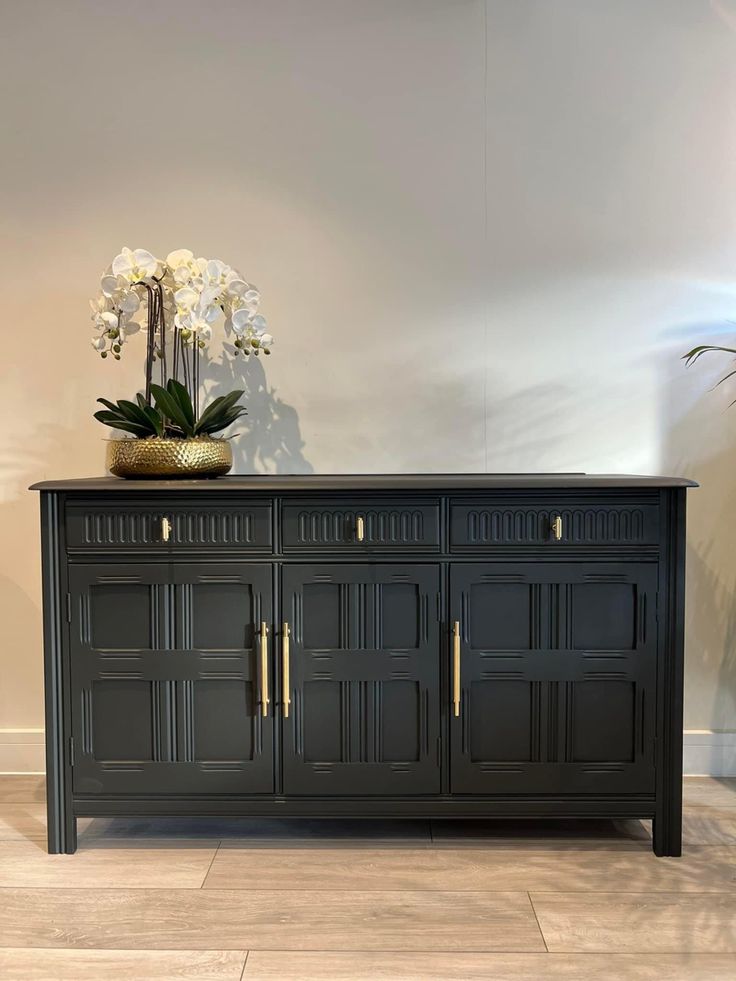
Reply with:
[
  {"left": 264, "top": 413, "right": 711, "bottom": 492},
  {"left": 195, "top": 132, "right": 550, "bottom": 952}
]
[
  {"left": 0, "top": 945, "right": 562, "bottom": 954},
  {"left": 2, "top": 886, "right": 736, "bottom": 895},
  {"left": 527, "top": 891, "right": 549, "bottom": 953},
  {"left": 200, "top": 840, "right": 222, "bottom": 889}
]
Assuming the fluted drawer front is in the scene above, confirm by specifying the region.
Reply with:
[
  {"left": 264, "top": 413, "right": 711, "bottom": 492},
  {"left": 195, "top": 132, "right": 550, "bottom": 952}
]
[
  {"left": 282, "top": 499, "right": 440, "bottom": 551},
  {"left": 450, "top": 499, "right": 660, "bottom": 548},
  {"left": 66, "top": 503, "right": 272, "bottom": 550}
]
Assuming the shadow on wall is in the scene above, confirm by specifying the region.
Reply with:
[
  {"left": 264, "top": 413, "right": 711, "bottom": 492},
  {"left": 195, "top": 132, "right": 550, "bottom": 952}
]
[
  {"left": 660, "top": 348, "right": 736, "bottom": 731},
  {"left": 0, "top": 422, "right": 87, "bottom": 729},
  {"left": 203, "top": 351, "right": 313, "bottom": 475},
  {"left": 484, "top": 381, "right": 578, "bottom": 472}
]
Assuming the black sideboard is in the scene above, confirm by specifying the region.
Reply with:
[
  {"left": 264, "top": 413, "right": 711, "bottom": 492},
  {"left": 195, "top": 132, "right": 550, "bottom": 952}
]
[{"left": 31, "top": 473, "right": 696, "bottom": 855}]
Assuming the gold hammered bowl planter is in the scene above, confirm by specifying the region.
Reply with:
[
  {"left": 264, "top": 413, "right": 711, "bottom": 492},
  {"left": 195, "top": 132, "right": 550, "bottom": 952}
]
[{"left": 106, "top": 437, "right": 233, "bottom": 478}]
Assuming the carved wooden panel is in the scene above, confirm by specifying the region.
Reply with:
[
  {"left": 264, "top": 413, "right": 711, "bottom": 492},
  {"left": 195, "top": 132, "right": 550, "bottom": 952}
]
[
  {"left": 90, "top": 679, "right": 154, "bottom": 762},
  {"left": 69, "top": 562, "right": 273, "bottom": 795},
  {"left": 282, "top": 563, "right": 440, "bottom": 794},
  {"left": 451, "top": 501, "right": 660, "bottom": 547},
  {"left": 282, "top": 500, "right": 440, "bottom": 550},
  {"left": 65, "top": 504, "right": 272, "bottom": 550},
  {"left": 169, "top": 508, "right": 271, "bottom": 548},
  {"left": 450, "top": 562, "right": 657, "bottom": 795}
]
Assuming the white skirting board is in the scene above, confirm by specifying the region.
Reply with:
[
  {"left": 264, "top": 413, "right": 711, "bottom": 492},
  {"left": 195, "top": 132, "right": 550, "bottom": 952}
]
[
  {"left": 682, "top": 730, "right": 736, "bottom": 778},
  {"left": 1, "top": 728, "right": 735, "bottom": 776},
  {"left": 0, "top": 729, "right": 45, "bottom": 774}
]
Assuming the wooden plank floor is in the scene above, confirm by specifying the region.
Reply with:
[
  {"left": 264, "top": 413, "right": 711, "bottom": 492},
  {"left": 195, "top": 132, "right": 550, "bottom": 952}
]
[{"left": 0, "top": 777, "right": 735, "bottom": 979}]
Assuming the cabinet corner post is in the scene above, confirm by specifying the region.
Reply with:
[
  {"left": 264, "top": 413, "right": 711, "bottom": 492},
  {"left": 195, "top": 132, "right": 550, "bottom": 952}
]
[
  {"left": 40, "top": 491, "right": 76, "bottom": 854},
  {"left": 654, "top": 487, "right": 686, "bottom": 857}
]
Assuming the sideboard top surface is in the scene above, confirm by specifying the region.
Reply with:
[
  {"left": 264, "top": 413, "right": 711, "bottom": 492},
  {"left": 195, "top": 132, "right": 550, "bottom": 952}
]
[{"left": 30, "top": 472, "right": 698, "bottom": 492}]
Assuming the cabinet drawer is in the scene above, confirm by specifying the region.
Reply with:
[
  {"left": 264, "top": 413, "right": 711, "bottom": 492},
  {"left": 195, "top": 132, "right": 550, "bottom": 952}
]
[
  {"left": 282, "top": 499, "right": 440, "bottom": 551},
  {"left": 66, "top": 502, "right": 272, "bottom": 550},
  {"left": 450, "top": 498, "right": 660, "bottom": 548}
]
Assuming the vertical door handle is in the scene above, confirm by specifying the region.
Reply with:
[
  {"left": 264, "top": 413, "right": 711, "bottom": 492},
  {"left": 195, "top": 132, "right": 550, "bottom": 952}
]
[
  {"left": 282, "top": 621, "right": 291, "bottom": 718},
  {"left": 551, "top": 515, "right": 563, "bottom": 541},
  {"left": 161, "top": 516, "right": 172, "bottom": 542},
  {"left": 356, "top": 515, "right": 365, "bottom": 542},
  {"left": 452, "top": 620, "right": 461, "bottom": 718},
  {"left": 260, "top": 621, "right": 270, "bottom": 717}
]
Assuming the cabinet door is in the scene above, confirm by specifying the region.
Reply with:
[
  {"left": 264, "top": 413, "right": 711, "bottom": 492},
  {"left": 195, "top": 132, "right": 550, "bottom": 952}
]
[
  {"left": 282, "top": 564, "right": 440, "bottom": 795},
  {"left": 69, "top": 563, "right": 274, "bottom": 795},
  {"left": 450, "top": 562, "right": 657, "bottom": 795}
]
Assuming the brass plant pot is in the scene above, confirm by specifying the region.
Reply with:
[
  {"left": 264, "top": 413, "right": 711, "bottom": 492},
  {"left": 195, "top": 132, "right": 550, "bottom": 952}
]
[{"left": 106, "top": 437, "right": 233, "bottom": 479}]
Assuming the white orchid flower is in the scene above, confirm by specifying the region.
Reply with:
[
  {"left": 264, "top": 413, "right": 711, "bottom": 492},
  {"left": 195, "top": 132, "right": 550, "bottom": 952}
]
[
  {"left": 166, "top": 248, "right": 194, "bottom": 269},
  {"left": 173, "top": 265, "right": 193, "bottom": 285},
  {"left": 201, "top": 284, "right": 220, "bottom": 302},
  {"left": 205, "top": 258, "right": 231, "bottom": 285},
  {"left": 174, "top": 287, "right": 199, "bottom": 312},
  {"left": 100, "top": 273, "right": 128, "bottom": 297},
  {"left": 92, "top": 247, "right": 270, "bottom": 362},
  {"left": 225, "top": 276, "right": 248, "bottom": 297},
  {"left": 90, "top": 295, "right": 109, "bottom": 316},
  {"left": 95, "top": 311, "right": 119, "bottom": 332},
  {"left": 118, "top": 290, "right": 140, "bottom": 314},
  {"left": 230, "top": 307, "right": 253, "bottom": 335},
  {"left": 203, "top": 304, "right": 220, "bottom": 324},
  {"left": 112, "top": 247, "right": 158, "bottom": 282},
  {"left": 240, "top": 288, "right": 261, "bottom": 313}
]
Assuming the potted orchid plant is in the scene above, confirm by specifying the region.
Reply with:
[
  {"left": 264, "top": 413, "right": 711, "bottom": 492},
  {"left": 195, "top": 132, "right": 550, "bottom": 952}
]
[{"left": 90, "top": 247, "right": 273, "bottom": 477}]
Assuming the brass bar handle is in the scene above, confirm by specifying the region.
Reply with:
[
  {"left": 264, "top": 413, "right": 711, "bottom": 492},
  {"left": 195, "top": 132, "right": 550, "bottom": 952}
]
[
  {"left": 282, "top": 621, "right": 291, "bottom": 719},
  {"left": 551, "top": 515, "right": 563, "bottom": 541},
  {"left": 356, "top": 515, "right": 365, "bottom": 542},
  {"left": 452, "top": 620, "right": 461, "bottom": 718},
  {"left": 260, "top": 621, "right": 270, "bottom": 717},
  {"left": 161, "top": 516, "right": 172, "bottom": 543}
]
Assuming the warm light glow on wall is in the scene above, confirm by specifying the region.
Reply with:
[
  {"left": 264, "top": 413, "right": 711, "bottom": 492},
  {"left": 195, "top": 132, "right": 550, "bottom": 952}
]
[{"left": 1, "top": 0, "right": 736, "bottom": 766}]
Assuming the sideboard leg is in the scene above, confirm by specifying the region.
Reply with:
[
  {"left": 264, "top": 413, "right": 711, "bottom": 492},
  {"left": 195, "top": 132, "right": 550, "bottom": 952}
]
[
  {"left": 47, "top": 802, "right": 77, "bottom": 855},
  {"left": 652, "top": 807, "right": 682, "bottom": 857}
]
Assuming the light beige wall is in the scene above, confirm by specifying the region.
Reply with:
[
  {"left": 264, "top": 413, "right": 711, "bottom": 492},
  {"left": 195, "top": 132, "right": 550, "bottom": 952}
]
[{"left": 1, "top": 0, "right": 735, "bottom": 759}]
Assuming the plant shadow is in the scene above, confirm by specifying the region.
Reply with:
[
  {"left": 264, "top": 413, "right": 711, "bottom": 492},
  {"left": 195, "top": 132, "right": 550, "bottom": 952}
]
[{"left": 202, "top": 348, "right": 312, "bottom": 474}]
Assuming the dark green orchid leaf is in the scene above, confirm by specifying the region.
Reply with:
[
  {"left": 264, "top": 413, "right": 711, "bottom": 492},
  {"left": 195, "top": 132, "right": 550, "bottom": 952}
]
[
  {"left": 96, "top": 398, "right": 120, "bottom": 413},
  {"left": 200, "top": 405, "right": 247, "bottom": 435},
  {"left": 150, "top": 383, "right": 195, "bottom": 436},
  {"left": 194, "top": 389, "right": 245, "bottom": 435},
  {"left": 95, "top": 386, "right": 250, "bottom": 440},
  {"left": 117, "top": 399, "right": 154, "bottom": 428},
  {"left": 166, "top": 378, "right": 195, "bottom": 429},
  {"left": 93, "top": 411, "right": 153, "bottom": 438},
  {"left": 142, "top": 405, "right": 164, "bottom": 436}
]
